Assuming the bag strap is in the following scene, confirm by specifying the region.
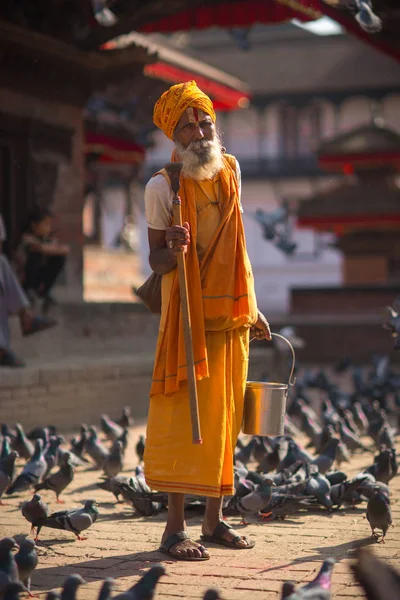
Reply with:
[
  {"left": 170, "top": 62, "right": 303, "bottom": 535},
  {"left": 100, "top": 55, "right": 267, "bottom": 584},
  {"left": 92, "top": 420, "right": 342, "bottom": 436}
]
[{"left": 164, "top": 162, "right": 183, "bottom": 197}]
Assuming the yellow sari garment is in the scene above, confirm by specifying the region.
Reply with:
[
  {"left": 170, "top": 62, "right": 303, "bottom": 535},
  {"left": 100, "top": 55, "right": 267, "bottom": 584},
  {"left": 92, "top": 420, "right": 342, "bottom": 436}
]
[
  {"left": 144, "top": 155, "right": 258, "bottom": 497},
  {"left": 150, "top": 154, "right": 258, "bottom": 397}
]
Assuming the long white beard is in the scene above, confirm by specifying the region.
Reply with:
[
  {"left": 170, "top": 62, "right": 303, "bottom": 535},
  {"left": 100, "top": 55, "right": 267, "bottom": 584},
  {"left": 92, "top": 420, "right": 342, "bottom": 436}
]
[{"left": 174, "top": 136, "right": 224, "bottom": 181}]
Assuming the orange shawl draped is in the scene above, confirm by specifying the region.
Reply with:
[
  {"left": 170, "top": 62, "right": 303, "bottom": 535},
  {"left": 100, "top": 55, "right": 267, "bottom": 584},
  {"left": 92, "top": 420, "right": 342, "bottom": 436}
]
[{"left": 150, "top": 155, "right": 257, "bottom": 397}]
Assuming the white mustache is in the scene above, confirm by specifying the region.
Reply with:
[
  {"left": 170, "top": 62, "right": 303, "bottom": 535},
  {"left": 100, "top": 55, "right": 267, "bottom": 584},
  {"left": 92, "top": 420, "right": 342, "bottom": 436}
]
[{"left": 188, "top": 139, "right": 213, "bottom": 151}]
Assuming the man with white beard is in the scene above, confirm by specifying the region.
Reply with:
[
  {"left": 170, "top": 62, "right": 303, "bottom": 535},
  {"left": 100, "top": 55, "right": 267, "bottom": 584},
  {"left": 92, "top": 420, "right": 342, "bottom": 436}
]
[{"left": 143, "top": 81, "right": 270, "bottom": 561}]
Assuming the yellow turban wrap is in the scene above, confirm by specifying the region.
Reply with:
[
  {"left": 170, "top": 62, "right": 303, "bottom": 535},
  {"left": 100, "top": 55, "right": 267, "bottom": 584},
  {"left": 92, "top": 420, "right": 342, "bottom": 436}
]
[{"left": 153, "top": 81, "right": 216, "bottom": 140}]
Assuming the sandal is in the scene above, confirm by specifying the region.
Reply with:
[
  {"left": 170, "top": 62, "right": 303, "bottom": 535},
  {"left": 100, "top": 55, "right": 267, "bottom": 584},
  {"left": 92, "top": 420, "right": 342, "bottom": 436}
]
[
  {"left": 22, "top": 315, "right": 58, "bottom": 337},
  {"left": 159, "top": 531, "right": 210, "bottom": 561},
  {"left": 201, "top": 521, "right": 255, "bottom": 549},
  {"left": 0, "top": 350, "right": 25, "bottom": 368}
]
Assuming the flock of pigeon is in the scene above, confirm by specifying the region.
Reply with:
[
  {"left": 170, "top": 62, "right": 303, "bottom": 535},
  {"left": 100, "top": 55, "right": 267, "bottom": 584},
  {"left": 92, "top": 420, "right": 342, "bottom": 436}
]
[{"left": 0, "top": 354, "right": 399, "bottom": 599}]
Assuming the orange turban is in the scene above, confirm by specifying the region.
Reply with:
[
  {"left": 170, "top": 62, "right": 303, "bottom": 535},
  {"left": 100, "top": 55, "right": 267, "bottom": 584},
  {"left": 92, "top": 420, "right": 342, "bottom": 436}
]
[{"left": 153, "top": 81, "right": 216, "bottom": 140}]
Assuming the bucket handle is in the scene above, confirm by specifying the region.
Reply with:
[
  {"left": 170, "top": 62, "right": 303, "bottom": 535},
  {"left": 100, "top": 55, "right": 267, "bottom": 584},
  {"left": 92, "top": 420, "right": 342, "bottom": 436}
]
[{"left": 250, "top": 332, "right": 296, "bottom": 394}]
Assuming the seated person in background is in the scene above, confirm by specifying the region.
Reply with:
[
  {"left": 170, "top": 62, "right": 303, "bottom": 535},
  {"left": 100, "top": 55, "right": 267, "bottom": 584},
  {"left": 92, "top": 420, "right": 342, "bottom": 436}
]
[
  {"left": 18, "top": 206, "right": 70, "bottom": 313},
  {"left": 0, "top": 213, "right": 57, "bottom": 367}
]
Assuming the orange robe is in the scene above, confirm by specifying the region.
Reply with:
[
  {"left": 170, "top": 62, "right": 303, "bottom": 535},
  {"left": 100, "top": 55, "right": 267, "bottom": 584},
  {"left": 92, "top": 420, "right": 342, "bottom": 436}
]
[{"left": 144, "top": 155, "right": 257, "bottom": 497}]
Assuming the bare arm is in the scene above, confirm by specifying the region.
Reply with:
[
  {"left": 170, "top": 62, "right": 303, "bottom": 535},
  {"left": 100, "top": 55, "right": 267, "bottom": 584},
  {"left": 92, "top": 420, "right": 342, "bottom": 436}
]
[
  {"left": 148, "top": 223, "right": 190, "bottom": 275},
  {"left": 24, "top": 235, "right": 70, "bottom": 256}
]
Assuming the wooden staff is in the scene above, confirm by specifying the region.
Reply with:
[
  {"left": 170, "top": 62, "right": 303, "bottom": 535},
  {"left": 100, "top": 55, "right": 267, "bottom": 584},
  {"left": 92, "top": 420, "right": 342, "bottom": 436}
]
[{"left": 169, "top": 166, "right": 202, "bottom": 445}]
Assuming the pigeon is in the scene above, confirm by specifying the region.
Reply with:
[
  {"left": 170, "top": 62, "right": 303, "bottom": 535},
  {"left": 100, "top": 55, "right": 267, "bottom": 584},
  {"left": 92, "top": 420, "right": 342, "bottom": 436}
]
[
  {"left": 2, "top": 581, "right": 25, "bottom": 600},
  {"left": 103, "top": 441, "right": 124, "bottom": 478},
  {"left": 35, "top": 499, "right": 99, "bottom": 541},
  {"left": 34, "top": 452, "right": 74, "bottom": 503},
  {"left": 61, "top": 574, "right": 86, "bottom": 600},
  {"left": 21, "top": 493, "right": 50, "bottom": 536},
  {"left": 352, "top": 402, "right": 369, "bottom": 435},
  {"left": 14, "top": 538, "right": 38, "bottom": 597},
  {"left": 119, "top": 478, "right": 165, "bottom": 516},
  {"left": 43, "top": 436, "right": 64, "bottom": 478},
  {"left": 135, "top": 436, "right": 145, "bottom": 464},
  {"left": 351, "top": 547, "right": 400, "bottom": 600},
  {"left": 0, "top": 436, "right": 12, "bottom": 461},
  {"left": 312, "top": 438, "right": 339, "bottom": 474},
  {"left": 366, "top": 486, "right": 392, "bottom": 543},
  {"left": 282, "top": 558, "right": 335, "bottom": 599},
  {"left": 325, "top": 471, "right": 347, "bottom": 486},
  {"left": 97, "top": 475, "right": 131, "bottom": 502},
  {"left": 0, "top": 538, "right": 19, "bottom": 594},
  {"left": 339, "top": 422, "right": 370, "bottom": 453},
  {"left": 114, "top": 564, "right": 166, "bottom": 600},
  {"left": 117, "top": 429, "right": 129, "bottom": 455},
  {"left": 117, "top": 407, "right": 133, "bottom": 429},
  {"left": 12, "top": 424, "right": 34, "bottom": 461},
  {"left": 97, "top": 578, "right": 114, "bottom": 600},
  {"left": 203, "top": 590, "right": 221, "bottom": 600},
  {"left": 69, "top": 427, "right": 88, "bottom": 460},
  {"left": 260, "top": 493, "right": 310, "bottom": 522},
  {"left": 365, "top": 447, "right": 397, "bottom": 484},
  {"left": 376, "top": 424, "right": 395, "bottom": 450},
  {"left": 330, "top": 474, "right": 371, "bottom": 509},
  {"left": 0, "top": 451, "right": 18, "bottom": 505},
  {"left": 85, "top": 428, "right": 108, "bottom": 468},
  {"left": 100, "top": 415, "right": 123, "bottom": 443},
  {"left": 355, "top": 0, "right": 382, "bottom": 34},
  {"left": 305, "top": 472, "right": 333, "bottom": 511},
  {"left": 6, "top": 439, "right": 46, "bottom": 495},
  {"left": 335, "top": 440, "right": 351, "bottom": 468},
  {"left": 258, "top": 440, "right": 282, "bottom": 473},
  {"left": 27, "top": 426, "right": 56, "bottom": 442},
  {"left": 230, "top": 478, "right": 275, "bottom": 521}
]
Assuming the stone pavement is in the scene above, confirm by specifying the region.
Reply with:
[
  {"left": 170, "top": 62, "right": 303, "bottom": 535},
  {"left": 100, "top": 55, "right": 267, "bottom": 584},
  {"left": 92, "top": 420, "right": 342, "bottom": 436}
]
[{"left": 0, "top": 423, "right": 399, "bottom": 600}]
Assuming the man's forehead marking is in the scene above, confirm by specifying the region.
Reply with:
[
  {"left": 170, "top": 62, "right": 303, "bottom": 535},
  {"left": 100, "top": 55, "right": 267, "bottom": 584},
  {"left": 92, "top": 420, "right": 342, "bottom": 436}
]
[{"left": 185, "top": 107, "right": 207, "bottom": 123}]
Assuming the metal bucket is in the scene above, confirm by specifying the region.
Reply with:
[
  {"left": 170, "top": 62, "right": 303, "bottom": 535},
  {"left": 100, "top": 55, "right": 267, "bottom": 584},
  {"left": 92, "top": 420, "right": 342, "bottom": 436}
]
[{"left": 242, "top": 333, "right": 296, "bottom": 436}]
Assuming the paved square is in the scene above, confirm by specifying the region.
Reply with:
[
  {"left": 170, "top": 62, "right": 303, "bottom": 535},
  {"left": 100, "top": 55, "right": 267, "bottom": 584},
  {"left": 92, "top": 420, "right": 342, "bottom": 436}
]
[{"left": 0, "top": 423, "right": 398, "bottom": 599}]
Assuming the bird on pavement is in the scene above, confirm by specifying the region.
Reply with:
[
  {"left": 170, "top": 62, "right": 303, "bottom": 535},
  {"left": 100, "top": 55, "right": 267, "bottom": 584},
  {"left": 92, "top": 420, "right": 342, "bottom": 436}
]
[
  {"left": 6, "top": 440, "right": 46, "bottom": 495},
  {"left": 85, "top": 428, "right": 108, "bottom": 469},
  {"left": 135, "top": 436, "right": 145, "bottom": 464},
  {"left": 312, "top": 438, "right": 339, "bottom": 474},
  {"left": 11, "top": 425, "right": 33, "bottom": 461},
  {"left": 113, "top": 564, "right": 166, "bottom": 600},
  {"left": 103, "top": 441, "right": 124, "bottom": 478},
  {"left": 366, "top": 486, "right": 392, "bottom": 543},
  {"left": 43, "top": 436, "right": 64, "bottom": 478},
  {"left": 97, "top": 475, "right": 131, "bottom": 502},
  {"left": 117, "top": 407, "right": 134, "bottom": 429},
  {"left": 34, "top": 452, "right": 74, "bottom": 503},
  {"left": 14, "top": 538, "right": 38, "bottom": 598},
  {"left": 0, "top": 451, "right": 18, "bottom": 505},
  {"left": 97, "top": 578, "right": 114, "bottom": 600},
  {"left": 35, "top": 499, "right": 99, "bottom": 541},
  {"left": 351, "top": 547, "right": 400, "bottom": 600},
  {"left": 0, "top": 538, "right": 19, "bottom": 596},
  {"left": 61, "top": 574, "right": 86, "bottom": 600},
  {"left": 100, "top": 415, "right": 123, "bottom": 443},
  {"left": 282, "top": 557, "right": 335, "bottom": 599},
  {"left": 21, "top": 493, "right": 50, "bottom": 537}
]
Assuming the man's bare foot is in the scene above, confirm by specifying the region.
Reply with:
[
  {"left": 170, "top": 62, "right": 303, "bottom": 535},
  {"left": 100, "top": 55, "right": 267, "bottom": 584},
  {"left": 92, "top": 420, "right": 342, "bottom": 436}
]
[
  {"left": 160, "top": 530, "right": 210, "bottom": 560},
  {"left": 202, "top": 520, "right": 253, "bottom": 548}
]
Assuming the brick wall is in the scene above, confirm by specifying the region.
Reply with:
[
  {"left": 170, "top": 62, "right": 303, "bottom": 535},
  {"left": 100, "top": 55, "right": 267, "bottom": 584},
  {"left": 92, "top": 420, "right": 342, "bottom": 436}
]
[{"left": 0, "top": 356, "right": 153, "bottom": 431}]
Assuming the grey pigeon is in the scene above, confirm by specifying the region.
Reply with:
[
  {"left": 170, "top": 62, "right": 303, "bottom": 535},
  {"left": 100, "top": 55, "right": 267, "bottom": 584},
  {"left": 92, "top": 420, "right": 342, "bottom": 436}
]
[
  {"left": 352, "top": 402, "right": 369, "bottom": 435},
  {"left": 15, "top": 538, "right": 38, "bottom": 596},
  {"left": 43, "top": 437, "right": 64, "bottom": 478},
  {"left": 12, "top": 424, "right": 34, "bottom": 461},
  {"left": 117, "top": 407, "right": 133, "bottom": 429},
  {"left": 61, "top": 574, "right": 86, "bottom": 600},
  {"left": 103, "top": 441, "right": 124, "bottom": 478},
  {"left": 69, "top": 426, "right": 87, "bottom": 459},
  {"left": 97, "top": 475, "right": 131, "bottom": 502},
  {"left": 330, "top": 474, "right": 371, "bottom": 509},
  {"left": 21, "top": 493, "right": 50, "bottom": 536},
  {"left": 365, "top": 447, "right": 397, "bottom": 484},
  {"left": 97, "top": 578, "right": 114, "bottom": 600},
  {"left": 117, "top": 429, "right": 129, "bottom": 455},
  {"left": 115, "top": 564, "right": 166, "bottom": 600},
  {"left": 351, "top": 547, "right": 400, "bottom": 600},
  {"left": 203, "top": 590, "right": 221, "bottom": 600},
  {"left": 0, "top": 538, "right": 19, "bottom": 595},
  {"left": 260, "top": 493, "right": 310, "bottom": 522},
  {"left": 339, "top": 422, "right": 370, "bottom": 453},
  {"left": 27, "top": 426, "right": 56, "bottom": 442},
  {"left": 0, "top": 436, "right": 12, "bottom": 461},
  {"left": 100, "top": 415, "right": 123, "bottom": 442},
  {"left": 376, "top": 424, "right": 395, "bottom": 450},
  {"left": 3, "top": 581, "right": 25, "bottom": 600},
  {"left": 85, "top": 428, "right": 108, "bottom": 468},
  {"left": 282, "top": 558, "right": 335, "bottom": 599},
  {"left": 34, "top": 452, "right": 74, "bottom": 503},
  {"left": 35, "top": 499, "right": 99, "bottom": 541},
  {"left": 335, "top": 440, "right": 351, "bottom": 468},
  {"left": 312, "top": 438, "right": 339, "bottom": 474},
  {"left": 6, "top": 440, "right": 46, "bottom": 495},
  {"left": 234, "top": 478, "right": 275, "bottom": 521},
  {"left": 366, "top": 486, "right": 392, "bottom": 543},
  {"left": 0, "top": 451, "right": 18, "bottom": 505},
  {"left": 305, "top": 472, "right": 333, "bottom": 511},
  {"left": 135, "top": 436, "right": 145, "bottom": 464}
]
